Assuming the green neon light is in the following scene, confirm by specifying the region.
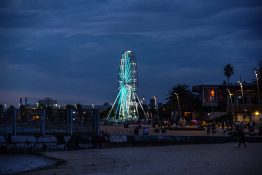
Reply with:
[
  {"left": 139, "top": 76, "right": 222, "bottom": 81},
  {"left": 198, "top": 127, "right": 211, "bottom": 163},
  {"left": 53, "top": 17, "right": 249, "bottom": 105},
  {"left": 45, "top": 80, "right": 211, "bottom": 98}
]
[{"left": 108, "top": 50, "right": 144, "bottom": 122}]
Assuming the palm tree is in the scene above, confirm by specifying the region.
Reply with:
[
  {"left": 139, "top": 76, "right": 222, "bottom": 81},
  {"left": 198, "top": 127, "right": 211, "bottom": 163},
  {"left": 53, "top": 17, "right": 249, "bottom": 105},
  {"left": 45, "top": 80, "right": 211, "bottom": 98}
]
[
  {"left": 224, "top": 64, "right": 234, "bottom": 85},
  {"left": 166, "top": 84, "right": 195, "bottom": 121}
]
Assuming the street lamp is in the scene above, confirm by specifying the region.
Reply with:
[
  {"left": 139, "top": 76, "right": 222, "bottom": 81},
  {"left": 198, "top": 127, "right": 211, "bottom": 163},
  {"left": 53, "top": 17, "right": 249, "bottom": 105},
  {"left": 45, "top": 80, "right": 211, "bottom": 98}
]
[
  {"left": 174, "top": 93, "right": 182, "bottom": 123},
  {"left": 141, "top": 97, "right": 145, "bottom": 105},
  {"left": 226, "top": 88, "right": 234, "bottom": 114},
  {"left": 255, "top": 70, "right": 261, "bottom": 110},
  {"left": 238, "top": 81, "right": 244, "bottom": 99},
  {"left": 238, "top": 80, "right": 245, "bottom": 121}
]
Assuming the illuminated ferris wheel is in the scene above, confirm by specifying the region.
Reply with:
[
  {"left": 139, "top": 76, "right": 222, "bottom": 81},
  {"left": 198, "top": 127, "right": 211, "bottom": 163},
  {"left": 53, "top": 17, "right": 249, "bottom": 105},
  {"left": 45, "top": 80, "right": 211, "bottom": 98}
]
[{"left": 107, "top": 50, "right": 146, "bottom": 122}]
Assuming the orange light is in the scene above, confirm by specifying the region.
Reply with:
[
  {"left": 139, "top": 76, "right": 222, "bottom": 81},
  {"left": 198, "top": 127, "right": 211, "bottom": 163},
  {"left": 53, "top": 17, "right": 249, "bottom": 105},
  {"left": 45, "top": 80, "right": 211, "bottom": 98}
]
[
  {"left": 210, "top": 89, "right": 215, "bottom": 97},
  {"left": 32, "top": 115, "right": 40, "bottom": 121},
  {"left": 184, "top": 112, "right": 191, "bottom": 117}
]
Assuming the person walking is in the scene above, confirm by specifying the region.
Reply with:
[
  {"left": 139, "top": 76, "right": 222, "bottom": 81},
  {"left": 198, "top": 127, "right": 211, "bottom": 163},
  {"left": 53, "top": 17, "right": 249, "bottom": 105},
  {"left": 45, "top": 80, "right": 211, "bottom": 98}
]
[{"left": 235, "top": 127, "right": 247, "bottom": 148}]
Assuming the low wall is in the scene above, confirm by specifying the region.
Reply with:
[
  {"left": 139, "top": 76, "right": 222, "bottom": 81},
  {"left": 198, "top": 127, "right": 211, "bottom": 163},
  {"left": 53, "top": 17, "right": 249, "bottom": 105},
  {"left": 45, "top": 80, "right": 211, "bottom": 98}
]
[
  {"left": 103, "top": 135, "right": 262, "bottom": 148},
  {"left": 1, "top": 134, "right": 262, "bottom": 152}
]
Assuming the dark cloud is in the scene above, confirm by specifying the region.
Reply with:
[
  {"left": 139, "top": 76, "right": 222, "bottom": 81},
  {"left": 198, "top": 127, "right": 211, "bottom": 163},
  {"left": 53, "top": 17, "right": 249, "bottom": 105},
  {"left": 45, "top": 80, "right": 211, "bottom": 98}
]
[{"left": 0, "top": 0, "right": 262, "bottom": 106}]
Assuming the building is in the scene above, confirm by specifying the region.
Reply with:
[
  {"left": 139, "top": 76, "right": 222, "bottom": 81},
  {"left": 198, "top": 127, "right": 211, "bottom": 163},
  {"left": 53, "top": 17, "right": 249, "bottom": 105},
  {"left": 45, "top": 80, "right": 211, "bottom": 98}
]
[
  {"left": 192, "top": 83, "right": 261, "bottom": 123},
  {"left": 38, "top": 97, "right": 58, "bottom": 107}
]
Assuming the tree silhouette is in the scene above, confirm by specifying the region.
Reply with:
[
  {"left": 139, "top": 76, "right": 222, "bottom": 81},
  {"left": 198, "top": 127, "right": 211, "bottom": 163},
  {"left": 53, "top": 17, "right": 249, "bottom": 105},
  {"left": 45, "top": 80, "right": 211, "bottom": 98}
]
[
  {"left": 224, "top": 64, "right": 234, "bottom": 85},
  {"left": 166, "top": 84, "right": 196, "bottom": 121}
]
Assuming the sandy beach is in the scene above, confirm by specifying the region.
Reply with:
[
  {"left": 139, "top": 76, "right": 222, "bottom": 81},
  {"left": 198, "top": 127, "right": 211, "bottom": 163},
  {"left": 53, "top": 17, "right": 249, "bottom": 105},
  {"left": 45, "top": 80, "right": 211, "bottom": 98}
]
[{"left": 10, "top": 143, "right": 262, "bottom": 175}]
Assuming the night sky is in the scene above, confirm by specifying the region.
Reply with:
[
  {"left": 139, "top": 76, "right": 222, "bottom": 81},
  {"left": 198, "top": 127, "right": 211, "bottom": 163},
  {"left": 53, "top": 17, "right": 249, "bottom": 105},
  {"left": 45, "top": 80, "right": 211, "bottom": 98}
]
[{"left": 0, "top": 0, "right": 261, "bottom": 106}]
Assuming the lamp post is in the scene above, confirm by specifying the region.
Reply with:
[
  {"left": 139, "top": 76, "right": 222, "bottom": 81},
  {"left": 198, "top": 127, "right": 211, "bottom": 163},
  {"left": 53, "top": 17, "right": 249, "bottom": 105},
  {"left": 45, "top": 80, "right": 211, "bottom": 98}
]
[
  {"left": 238, "top": 80, "right": 245, "bottom": 121},
  {"left": 226, "top": 89, "right": 234, "bottom": 113},
  {"left": 174, "top": 93, "right": 182, "bottom": 124},
  {"left": 141, "top": 97, "right": 145, "bottom": 104},
  {"left": 238, "top": 81, "right": 244, "bottom": 99},
  {"left": 138, "top": 97, "right": 148, "bottom": 120},
  {"left": 255, "top": 70, "right": 261, "bottom": 111}
]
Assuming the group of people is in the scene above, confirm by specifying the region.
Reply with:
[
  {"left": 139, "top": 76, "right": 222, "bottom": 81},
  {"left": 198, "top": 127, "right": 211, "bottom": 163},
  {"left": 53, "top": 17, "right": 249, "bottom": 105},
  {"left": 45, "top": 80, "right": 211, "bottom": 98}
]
[{"left": 204, "top": 121, "right": 262, "bottom": 148}]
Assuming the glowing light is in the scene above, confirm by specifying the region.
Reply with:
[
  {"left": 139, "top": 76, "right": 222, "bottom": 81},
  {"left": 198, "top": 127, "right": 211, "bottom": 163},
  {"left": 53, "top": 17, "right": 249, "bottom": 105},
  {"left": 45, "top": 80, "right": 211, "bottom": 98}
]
[
  {"left": 254, "top": 111, "right": 260, "bottom": 116},
  {"left": 210, "top": 89, "right": 215, "bottom": 97},
  {"left": 107, "top": 50, "right": 146, "bottom": 122},
  {"left": 32, "top": 115, "right": 40, "bottom": 120}
]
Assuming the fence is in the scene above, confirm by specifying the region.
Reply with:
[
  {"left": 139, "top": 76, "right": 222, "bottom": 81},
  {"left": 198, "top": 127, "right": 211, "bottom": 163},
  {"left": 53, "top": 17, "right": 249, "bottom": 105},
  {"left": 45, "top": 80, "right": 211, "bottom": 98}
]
[
  {"left": 0, "top": 135, "right": 68, "bottom": 153},
  {"left": 0, "top": 109, "right": 100, "bottom": 136}
]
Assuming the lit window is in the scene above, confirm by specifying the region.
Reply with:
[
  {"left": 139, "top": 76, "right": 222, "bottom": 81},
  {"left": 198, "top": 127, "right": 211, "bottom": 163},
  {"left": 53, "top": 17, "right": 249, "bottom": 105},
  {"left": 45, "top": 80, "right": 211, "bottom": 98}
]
[{"left": 210, "top": 89, "right": 215, "bottom": 97}]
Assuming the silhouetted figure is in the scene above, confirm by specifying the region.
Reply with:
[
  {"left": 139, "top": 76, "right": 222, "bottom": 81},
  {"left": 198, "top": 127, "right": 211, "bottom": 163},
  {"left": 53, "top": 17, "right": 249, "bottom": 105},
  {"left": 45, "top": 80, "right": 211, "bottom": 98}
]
[
  {"left": 207, "top": 124, "right": 211, "bottom": 135},
  {"left": 236, "top": 128, "right": 247, "bottom": 148}
]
